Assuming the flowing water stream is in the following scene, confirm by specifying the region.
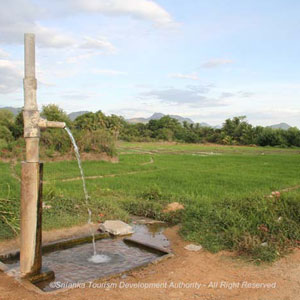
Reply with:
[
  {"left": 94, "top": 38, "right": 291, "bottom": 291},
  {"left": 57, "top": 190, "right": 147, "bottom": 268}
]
[{"left": 65, "top": 127, "right": 110, "bottom": 263}]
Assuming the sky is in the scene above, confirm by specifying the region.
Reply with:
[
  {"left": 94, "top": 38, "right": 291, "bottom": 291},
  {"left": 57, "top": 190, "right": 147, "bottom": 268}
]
[{"left": 0, "top": 0, "right": 300, "bottom": 127}]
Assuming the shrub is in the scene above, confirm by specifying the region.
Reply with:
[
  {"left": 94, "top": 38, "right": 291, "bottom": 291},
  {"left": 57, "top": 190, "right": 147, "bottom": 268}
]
[
  {"left": 0, "top": 139, "right": 8, "bottom": 151},
  {"left": 76, "top": 129, "right": 117, "bottom": 157},
  {"left": 0, "top": 125, "right": 13, "bottom": 142}
]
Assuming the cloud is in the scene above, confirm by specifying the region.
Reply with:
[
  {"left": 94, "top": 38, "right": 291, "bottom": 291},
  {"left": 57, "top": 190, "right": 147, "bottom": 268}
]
[
  {"left": 0, "top": 49, "right": 9, "bottom": 58},
  {"left": 140, "top": 85, "right": 225, "bottom": 107},
  {"left": 0, "top": 59, "right": 23, "bottom": 94},
  {"left": 219, "top": 91, "right": 254, "bottom": 99},
  {"left": 0, "top": 0, "right": 76, "bottom": 48},
  {"left": 92, "top": 69, "right": 127, "bottom": 76},
  {"left": 35, "top": 26, "right": 76, "bottom": 48},
  {"left": 237, "top": 91, "right": 254, "bottom": 98},
  {"left": 72, "top": 0, "right": 176, "bottom": 27},
  {"left": 79, "top": 36, "right": 117, "bottom": 53},
  {"left": 168, "top": 72, "right": 200, "bottom": 81},
  {"left": 66, "top": 52, "right": 97, "bottom": 64},
  {"left": 220, "top": 92, "right": 235, "bottom": 98},
  {"left": 0, "top": 0, "right": 117, "bottom": 50},
  {"left": 202, "top": 59, "right": 233, "bottom": 68},
  {"left": 0, "top": 21, "right": 76, "bottom": 48},
  {"left": 109, "top": 106, "right": 153, "bottom": 116},
  {"left": 0, "top": 0, "right": 167, "bottom": 51}
]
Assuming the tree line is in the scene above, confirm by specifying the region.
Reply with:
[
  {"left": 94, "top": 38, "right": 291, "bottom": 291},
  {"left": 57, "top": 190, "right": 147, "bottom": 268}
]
[{"left": 0, "top": 104, "right": 300, "bottom": 159}]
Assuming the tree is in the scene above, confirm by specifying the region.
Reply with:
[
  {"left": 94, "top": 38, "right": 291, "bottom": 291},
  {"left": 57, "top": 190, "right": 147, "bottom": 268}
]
[
  {"left": 10, "top": 111, "right": 24, "bottom": 139},
  {"left": 41, "top": 104, "right": 71, "bottom": 127},
  {"left": 40, "top": 105, "right": 72, "bottom": 153},
  {"left": 0, "top": 110, "right": 14, "bottom": 128},
  {"left": 0, "top": 126, "right": 13, "bottom": 142},
  {"left": 222, "top": 116, "right": 255, "bottom": 144},
  {"left": 74, "top": 111, "right": 108, "bottom": 131},
  {"left": 256, "top": 128, "right": 284, "bottom": 146}
]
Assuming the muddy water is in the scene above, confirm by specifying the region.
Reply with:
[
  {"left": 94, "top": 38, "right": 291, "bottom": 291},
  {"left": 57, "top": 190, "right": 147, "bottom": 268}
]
[{"left": 6, "top": 224, "right": 169, "bottom": 292}]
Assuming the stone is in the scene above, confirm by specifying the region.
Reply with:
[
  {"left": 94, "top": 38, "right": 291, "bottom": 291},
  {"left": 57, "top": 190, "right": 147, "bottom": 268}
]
[
  {"left": 99, "top": 220, "right": 134, "bottom": 236},
  {"left": 163, "top": 202, "right": 184, "bottom": 213},
  {"left": 184, "top": 244, "right": 202, "bottom": 251}
]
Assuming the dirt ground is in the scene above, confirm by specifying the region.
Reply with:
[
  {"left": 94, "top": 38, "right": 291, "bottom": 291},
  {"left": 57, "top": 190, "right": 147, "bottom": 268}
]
[{"left": 0, "top": 226, "right": 299, "bottom": 300}]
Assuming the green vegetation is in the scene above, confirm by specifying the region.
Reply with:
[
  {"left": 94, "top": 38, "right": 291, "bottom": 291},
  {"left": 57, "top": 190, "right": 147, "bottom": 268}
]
[
  {"left": 1, "top": 106, "right": 300, "bottom": 161},
  {"left": 0, "top": 105, "right": 119, "bottom": 159},
  {"left": 181, "top": 194, "right": 300, "bottom": 262},
  {"left": 0, "top": 143, "right": 299, "bottom": 262},
  {"left": 121, "top": 115, "right": 300, "bottom": 148}
]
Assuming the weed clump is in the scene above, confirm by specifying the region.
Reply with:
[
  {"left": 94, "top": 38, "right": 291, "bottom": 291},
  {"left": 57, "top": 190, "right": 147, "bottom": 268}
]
[
  {"left": 180, "top": 193, "right": 300, "bottom": 262},
  {"left": 121, "top": 186, "right": 184, "bottom": 224}
]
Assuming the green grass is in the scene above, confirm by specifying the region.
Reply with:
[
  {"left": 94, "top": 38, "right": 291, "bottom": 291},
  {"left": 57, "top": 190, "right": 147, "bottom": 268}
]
[{"left": 1, "top": 142, "right": 300, "bottom": 262}]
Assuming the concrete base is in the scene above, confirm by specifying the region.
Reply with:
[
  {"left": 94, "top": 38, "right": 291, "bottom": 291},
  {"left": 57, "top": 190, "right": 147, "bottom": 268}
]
[{"left": 28, "top": 267, "right": 54, "bottom": 284}]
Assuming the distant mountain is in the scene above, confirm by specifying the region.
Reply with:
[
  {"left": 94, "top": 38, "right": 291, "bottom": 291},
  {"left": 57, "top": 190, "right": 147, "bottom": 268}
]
[
  {"left": 268, "top": 123, "right": 291, "bottom": 130},
  {"left": 0, "top": 106, "right": 22, "bottom": 115},
  {"left": 150, "top": 112, "right": 165, "bottom": 120},
  {"left": 127, "top": 117, "right": 148, "bottom": 124},
  {"left": 68, "top": 111, "right": 90, "bottom": 121},
  {"left": 199, "top": 122, "right": 211, "bottom": 127},
  {"left": 213, "top": 124, "right": 222, "bottom": 129},
  {"left": 127, "top": 113, "right": 194, "bottom": 124}
]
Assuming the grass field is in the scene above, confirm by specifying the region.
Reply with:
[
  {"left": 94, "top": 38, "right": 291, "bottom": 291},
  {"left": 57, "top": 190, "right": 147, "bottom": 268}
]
[{"left": 1, "top": 142, "right": 300, "bottom": 261}]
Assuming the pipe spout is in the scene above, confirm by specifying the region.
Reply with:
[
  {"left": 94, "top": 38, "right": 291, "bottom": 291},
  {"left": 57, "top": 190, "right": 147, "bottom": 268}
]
[{"left": 38, "top": 118, "right": 66, "bottom": 129}]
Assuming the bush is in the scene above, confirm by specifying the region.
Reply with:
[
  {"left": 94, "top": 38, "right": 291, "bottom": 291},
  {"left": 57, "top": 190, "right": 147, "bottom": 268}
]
[
  {"left": 121, "top": 187, "right": 184, "bottom": 224},
  {"left": 0, "top": 125, "right": 13, "bottom": 142},
  {"left": 40, "top": 129, "right": 71, "bottom": 154},
  {"left": 76, "top": 129, "right": 117, "bottom": 157},
  {"left": 0, "top": 139, "right": 8, "bottom": 151}
]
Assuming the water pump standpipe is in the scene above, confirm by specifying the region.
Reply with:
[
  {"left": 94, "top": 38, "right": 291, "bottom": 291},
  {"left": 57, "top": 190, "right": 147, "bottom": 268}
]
[{"left": 20, "top": 33, "right": 65, "bottom": 278}]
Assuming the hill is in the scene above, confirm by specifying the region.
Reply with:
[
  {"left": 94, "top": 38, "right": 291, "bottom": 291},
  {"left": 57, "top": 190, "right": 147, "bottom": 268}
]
[
  {"left": 0, "top": 107, "right": 22, "bottom": 115},
  {"left": 127, "top": 113, "right": 194, "bottom": 124},
  {"left": 268, "top": 123, "right": 291, "bottom": 130},
  {"left": 68, "top": 111, "right": 90, "bottom": 121}
]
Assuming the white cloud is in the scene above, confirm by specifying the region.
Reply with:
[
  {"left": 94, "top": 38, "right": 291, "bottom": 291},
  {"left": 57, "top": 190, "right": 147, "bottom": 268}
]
[
  {"left": 0, "top": 22, "right": 76, "bottom": 48},
  {"left": 92, "top": 69, "right": 127, "bottom": 76},
  {"left": 169, "top": 72, "right": 200, "bottom": 81},
  {"left": 72, "top": 0, "right": 176, "bottom": 27},
  {"left": 0, "top": 49, "right": 9, "bottom": 58},
  {"left": 0, "top": 0, "right": 76, "bottom": 48},
  {"left": 140, "top": 85, "right": 225, "bottom": 107},
  {"left": 0, "top": 59, "right": 23, "bottom": 94},
  {"left": 66, "top": 52, "right": 97, "bottom": 64},
  {"left": 220, "top": 92, "right": 235, "bottom": 98},
  {"left": 36, "top": 25, "right": 76, "bottom": 48},
  {"left": 202, "top": 59, "right": 234, "bottom": 68},
  {"left": 79, "top": 36, "right": 117, "bottom": 53}
]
